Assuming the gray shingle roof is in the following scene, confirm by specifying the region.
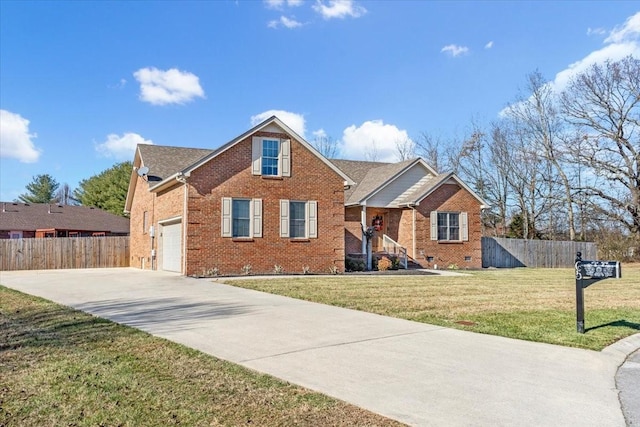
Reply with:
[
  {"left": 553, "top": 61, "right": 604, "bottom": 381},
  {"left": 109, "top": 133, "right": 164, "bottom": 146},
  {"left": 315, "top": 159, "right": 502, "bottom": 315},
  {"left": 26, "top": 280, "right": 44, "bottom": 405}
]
[
  {"left": 330, "top": 158, "right": 417, "bottom": 205},
  {"left": 138, "top": 145, "right": 213, "bottom": 185},
  {"left": 0, "top": 202, "right": 130, "bottom": 233}
]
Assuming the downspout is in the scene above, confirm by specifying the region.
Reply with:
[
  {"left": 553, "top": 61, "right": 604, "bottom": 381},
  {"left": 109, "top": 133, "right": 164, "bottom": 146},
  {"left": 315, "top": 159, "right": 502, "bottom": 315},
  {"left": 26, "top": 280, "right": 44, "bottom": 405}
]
[
  {"left": 151, "top": 191, "right": 156, "bottom": 270},
  {"left": 411, "top": 206, "right": 417, "bottom": 259},
  {"left": 176, "top": 173, "right": 189, "bottom": 275}
]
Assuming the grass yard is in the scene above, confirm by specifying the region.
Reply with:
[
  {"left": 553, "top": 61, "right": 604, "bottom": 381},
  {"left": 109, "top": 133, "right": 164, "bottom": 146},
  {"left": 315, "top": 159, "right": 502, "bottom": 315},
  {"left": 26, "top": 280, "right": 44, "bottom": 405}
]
[
  {"left": 0, "top": 287, "right": 402, "bottom": 427},
  {"left": 226, "top": 265, "right": 640, "bottom": 351}
]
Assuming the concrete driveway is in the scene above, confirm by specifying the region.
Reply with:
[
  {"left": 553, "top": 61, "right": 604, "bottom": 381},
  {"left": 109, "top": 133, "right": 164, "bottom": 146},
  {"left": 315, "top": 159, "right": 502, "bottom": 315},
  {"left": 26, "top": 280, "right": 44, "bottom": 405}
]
[{"left": 1, "top": 268, "right": 638, "bottom": 426}]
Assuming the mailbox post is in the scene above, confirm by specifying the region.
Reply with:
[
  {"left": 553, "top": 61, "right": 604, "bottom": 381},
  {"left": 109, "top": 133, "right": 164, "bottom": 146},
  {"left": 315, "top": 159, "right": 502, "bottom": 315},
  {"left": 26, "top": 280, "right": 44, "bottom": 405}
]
[{"left": 575, "top": 252, "right": 621, "bottom": 334}]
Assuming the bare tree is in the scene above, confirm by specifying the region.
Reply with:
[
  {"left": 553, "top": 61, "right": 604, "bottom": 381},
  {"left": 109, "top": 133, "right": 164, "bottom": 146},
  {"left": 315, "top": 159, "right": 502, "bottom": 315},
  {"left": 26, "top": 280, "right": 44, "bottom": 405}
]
[
  {"left": 364, "top": 140, "right": 380, "bottom": 162},
  {"left": 496, "top": 116, "right": 550, "bottom": 239},
  {"left": 414, "top": 131, "right": 466, "bottom": 174},
  {"left": 506, "top": 71, "right": 577, "bottom": 239},
  {"left": 55, "top": 183, "right": 78, "bottom": 205},
  {"left": 394, "top": 137, "right": 416, "bottom": 161},
  {"left": 561, "top": 56, "right": 640, "bottom": 236},
  {"left": 415, "top": 132, "right": 445, "bottom": 172},
  {"left": 311, "top": 133, "right": 340, "bottom": 159},
  {"left": 485, "top": 123, "right": 515, "bottom": 236}
]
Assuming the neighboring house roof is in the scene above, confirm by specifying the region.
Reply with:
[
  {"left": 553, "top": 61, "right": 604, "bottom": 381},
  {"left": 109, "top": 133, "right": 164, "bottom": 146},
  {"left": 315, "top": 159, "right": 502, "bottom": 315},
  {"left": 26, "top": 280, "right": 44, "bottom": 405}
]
[
  {"left": 0, "top": 202, "right": 130, "bottom": 233},
  {"left": 331, "top": 158, "right": 488, "bottom": 208}
]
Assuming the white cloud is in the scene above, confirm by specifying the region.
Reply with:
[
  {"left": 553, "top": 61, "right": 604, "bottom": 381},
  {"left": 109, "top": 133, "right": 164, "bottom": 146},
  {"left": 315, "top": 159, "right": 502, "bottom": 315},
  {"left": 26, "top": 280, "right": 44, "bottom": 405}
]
[
  {"left": 551, "top": 42, "right": 639, "bottom": 93},
  {"left": 133, "top": 67, "right": 205, "bottom": 106},
  {"left": 108, "top": 78, "right": 127, "bottom": 89},
  {"left": 95, "top": 133, "right": 153, "bottom": 160},
  {"left": 0, "top": 109, "right": 41, "bottom": 163},
  {"left": 264, "top": 0, "right": 302, "bottom": 8},
  {"left": 312, "top": 128, "right": 327, "bottom": 139},
  {"left": 484, "top": 41, "right": 494, "bottom": 49},
  {"left": 250, "top": 110, "right": 306, "bottom": 137},
  {"left": 605, "top": 11, "right": 640, "bottom": 43},
  {"left": 500, "top": 12, "right": 640, "bottom": 118},
  {"left": 587, "top": 27, "right": 606, "bottom": 36},
  {"left": 340, "top": 120, "right": 411, "bottom": 162},
  {"left": 551, "top": 12, "right": 640, "bottom": 94},
  {"left": 312, "top": 0, "right": 366, "bottom": 20},
  {"left": 441, "top": 44, "right": 469, "bottom": 57},
  {"left": 268, "top": 15, "right": 303, "bottom": 29}
]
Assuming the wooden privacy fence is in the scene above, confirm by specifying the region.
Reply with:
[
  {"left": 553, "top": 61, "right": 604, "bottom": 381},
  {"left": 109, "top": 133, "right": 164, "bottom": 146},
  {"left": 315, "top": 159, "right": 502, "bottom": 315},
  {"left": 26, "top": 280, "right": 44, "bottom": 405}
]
[
  {"left": 1, "top": 236, "right": 130, "bottom": 271},
  {"left": 481, "top": 237, "right": 597, "bottom": 268}
]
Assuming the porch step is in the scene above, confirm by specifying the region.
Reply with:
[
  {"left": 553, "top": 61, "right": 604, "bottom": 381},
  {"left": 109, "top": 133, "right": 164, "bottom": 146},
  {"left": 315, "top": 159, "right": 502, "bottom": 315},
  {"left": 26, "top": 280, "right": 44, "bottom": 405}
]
[{"left": 405, "top": 259, "right": 423, "bottom": 269}]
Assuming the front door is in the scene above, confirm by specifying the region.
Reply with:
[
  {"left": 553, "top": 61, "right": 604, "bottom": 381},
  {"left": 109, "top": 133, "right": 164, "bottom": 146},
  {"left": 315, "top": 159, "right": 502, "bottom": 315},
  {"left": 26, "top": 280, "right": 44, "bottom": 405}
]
[{"left": 372, "top": 214, "right": 387, "bottom": 252}]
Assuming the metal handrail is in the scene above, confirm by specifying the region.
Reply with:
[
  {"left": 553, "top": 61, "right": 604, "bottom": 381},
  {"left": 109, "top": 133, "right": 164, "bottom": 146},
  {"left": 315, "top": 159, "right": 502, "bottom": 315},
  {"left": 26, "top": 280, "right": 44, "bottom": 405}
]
[{"left": 381, "top": 234, "right": 408, "bottom": 269}]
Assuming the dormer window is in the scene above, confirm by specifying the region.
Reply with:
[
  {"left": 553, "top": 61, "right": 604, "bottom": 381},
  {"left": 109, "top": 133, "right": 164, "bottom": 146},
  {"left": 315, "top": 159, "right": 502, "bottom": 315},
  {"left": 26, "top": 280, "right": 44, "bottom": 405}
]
[{"left": 252, "top": 136, "right": 291, "bottom": 177}]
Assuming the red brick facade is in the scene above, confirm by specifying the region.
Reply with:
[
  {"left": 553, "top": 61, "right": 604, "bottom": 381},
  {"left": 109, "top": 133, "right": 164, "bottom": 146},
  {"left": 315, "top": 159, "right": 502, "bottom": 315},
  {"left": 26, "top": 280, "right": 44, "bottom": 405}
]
[
  {"left": 129, "top": 174, "right": 184, "bottom": 270},
  {"left": 344, "top": 183, "right": 482, "bottom": 269},
  {"left": 130, "top": 129, "right": 346, "bottom": 276}
]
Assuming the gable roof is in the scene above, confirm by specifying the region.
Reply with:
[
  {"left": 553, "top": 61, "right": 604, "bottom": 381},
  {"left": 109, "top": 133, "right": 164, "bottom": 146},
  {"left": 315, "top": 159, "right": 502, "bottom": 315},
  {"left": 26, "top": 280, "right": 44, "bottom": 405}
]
[
  {"left": 331, "top": 158, "right": 488, "bottom": 208},
  {"left": 124, "top": 145, "right": 213, "bottom": 212},
  {"left": 0, "top": 202, "right": 130, "bottom": 233},
  {"left": 176, "top": 116, "right": 354, "bottom": 189},
  {"left": 137, "top": 145, "right": 214, "bottom": 185},
  {"left": 331, "top": 158, "right": 434, "bottom": 206}
]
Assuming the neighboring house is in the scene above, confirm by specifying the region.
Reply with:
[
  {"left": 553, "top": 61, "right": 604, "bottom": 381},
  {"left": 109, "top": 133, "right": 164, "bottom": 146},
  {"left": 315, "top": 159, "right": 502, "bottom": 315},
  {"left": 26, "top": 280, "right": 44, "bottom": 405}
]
[
  {"left": 125, "top": 116, "right": 486, "bottom": 275},
  {"left": 0, "top": 202, "right": 130, "bottom": 239}
]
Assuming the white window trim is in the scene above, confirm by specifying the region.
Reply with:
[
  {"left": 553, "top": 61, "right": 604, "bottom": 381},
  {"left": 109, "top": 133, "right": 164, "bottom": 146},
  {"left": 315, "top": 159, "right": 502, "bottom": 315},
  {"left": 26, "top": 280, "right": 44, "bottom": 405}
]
[
  {"left": 430, "top": 211, "right": 468, "bottom": 242},
  {"left": 280, "top": 199, "right": 317, "bottom": 239},
  {"left": 252, "top": 137, "right": 291, "bottom": 177},
  {"left": 221, "top": 197, "right": 262, "bottom": 238}
]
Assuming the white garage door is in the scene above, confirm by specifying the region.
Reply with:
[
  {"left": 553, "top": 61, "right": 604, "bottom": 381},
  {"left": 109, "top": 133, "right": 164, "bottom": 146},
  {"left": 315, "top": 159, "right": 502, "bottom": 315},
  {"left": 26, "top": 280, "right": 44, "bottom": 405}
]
[{"left": 162, "top": 222, "right": 182, "bottom": 272}]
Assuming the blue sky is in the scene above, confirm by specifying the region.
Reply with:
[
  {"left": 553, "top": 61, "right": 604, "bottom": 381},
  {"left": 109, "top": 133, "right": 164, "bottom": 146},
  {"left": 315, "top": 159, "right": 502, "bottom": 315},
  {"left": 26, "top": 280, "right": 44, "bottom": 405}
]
[{"left": 1, "top": 1, "right": 639, "bottom": 202}]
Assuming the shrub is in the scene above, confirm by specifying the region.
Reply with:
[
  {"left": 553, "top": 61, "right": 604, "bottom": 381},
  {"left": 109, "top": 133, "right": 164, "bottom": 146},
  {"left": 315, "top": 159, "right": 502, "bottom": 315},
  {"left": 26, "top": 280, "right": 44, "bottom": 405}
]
[
  {"left": 273, "top": 264, "right": 284, "bottom": 274},
  {"left": 377, "top": 256, "right": 392, "bottom": 271},
  {"left": 302, "top": 265, "right": 310, "bottom": 275},
  {"left": 345, "top": 257, "right": 365, "bottom": 272},
  {"left": 241, "top": 264, "right": 252, "bottom": 275},
  {"left": 202, "top": 267, "right": 219, "bottom": 277}
]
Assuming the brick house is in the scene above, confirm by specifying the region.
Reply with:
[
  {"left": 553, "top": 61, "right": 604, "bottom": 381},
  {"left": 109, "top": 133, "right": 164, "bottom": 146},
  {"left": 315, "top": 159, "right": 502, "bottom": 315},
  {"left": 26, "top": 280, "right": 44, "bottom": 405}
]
[
  {"left": 125, "top": 116, "right": 486, "bottom": 275},
  {"left": 0, "top": 202, "right": 129, "bottom": 239},
  {"left": 331, "top": 158, "right": 486, "bottom": 269}
]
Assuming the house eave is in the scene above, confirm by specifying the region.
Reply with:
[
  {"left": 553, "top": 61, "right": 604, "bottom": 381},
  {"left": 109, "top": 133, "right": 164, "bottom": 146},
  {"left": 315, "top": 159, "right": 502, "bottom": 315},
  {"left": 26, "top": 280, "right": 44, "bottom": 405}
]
[
  {"left": 124, "top": 148, "right": 143, "bottom": 214},
  {"left": 148, "top": 173, "right": 185, "bottom": 193}
]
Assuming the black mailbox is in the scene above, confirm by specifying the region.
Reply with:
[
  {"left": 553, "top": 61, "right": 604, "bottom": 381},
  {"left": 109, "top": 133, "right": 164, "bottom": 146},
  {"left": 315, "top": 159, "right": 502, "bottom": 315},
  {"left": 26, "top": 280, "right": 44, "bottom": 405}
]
[{"left": 575, "top": 252, "right": 622, "bottom": 334}]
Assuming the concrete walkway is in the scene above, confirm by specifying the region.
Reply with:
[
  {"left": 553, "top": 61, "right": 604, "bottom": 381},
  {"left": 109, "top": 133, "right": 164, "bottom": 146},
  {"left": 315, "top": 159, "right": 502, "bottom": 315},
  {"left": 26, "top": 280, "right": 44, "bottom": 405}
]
[{"left": 1, "top": 268, "right": 638, "bottom": 426}]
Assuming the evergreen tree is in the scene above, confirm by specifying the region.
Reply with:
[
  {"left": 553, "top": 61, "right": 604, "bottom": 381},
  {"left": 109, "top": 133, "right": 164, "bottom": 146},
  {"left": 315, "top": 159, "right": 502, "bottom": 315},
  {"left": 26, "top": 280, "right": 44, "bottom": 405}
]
[
  {"left": 18, "top": 174, "right": 60, "bottom": 203},
  {"left": 74, "top": 161, "right": 132, "bottom": 217}
]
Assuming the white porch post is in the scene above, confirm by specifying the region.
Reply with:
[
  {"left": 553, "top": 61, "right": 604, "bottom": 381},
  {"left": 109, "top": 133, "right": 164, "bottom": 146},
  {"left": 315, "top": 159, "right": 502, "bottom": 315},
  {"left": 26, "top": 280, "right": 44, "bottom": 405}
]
[{"left": 361, "top": 205, "right": 367, "bottom": 255}]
